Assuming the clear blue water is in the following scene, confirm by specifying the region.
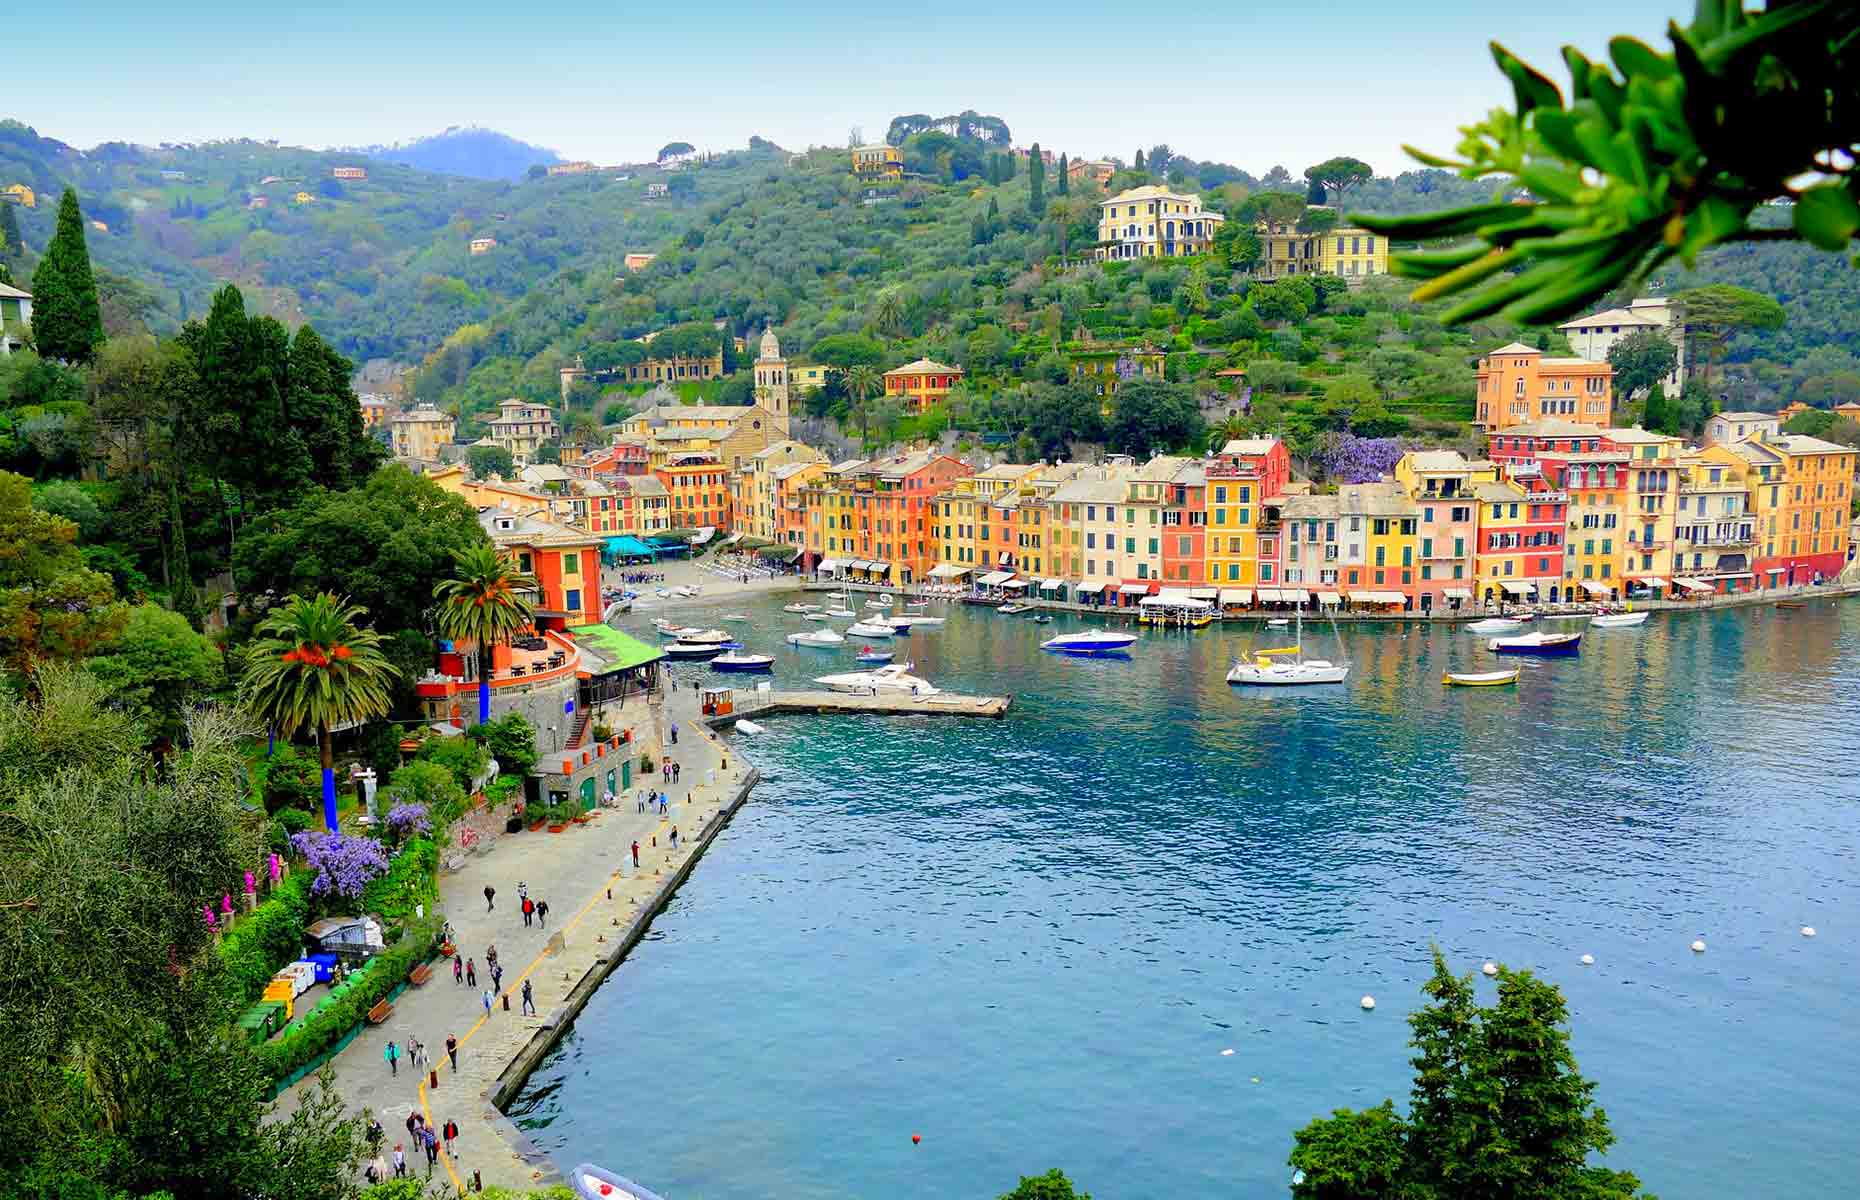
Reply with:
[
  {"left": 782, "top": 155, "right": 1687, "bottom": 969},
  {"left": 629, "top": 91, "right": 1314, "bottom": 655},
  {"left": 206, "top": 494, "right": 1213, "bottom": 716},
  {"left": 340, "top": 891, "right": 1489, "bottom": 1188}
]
[{"left": 512, "top": 595, "right": 1860, "bottom": 1199}]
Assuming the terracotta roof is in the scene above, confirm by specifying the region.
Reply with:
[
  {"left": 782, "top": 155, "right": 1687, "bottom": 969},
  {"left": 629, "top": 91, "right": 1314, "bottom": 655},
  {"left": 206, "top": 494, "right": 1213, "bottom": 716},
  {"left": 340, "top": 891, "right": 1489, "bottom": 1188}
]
[
  {"left": 884, "top": 358, "right": 961, "bottom": 378},
  {"left": 1558, "top": 307, "right": 1663, "bottom": 329},
  {"left": 1496, "top": 418, "right": 1607, "bottom": 439}
]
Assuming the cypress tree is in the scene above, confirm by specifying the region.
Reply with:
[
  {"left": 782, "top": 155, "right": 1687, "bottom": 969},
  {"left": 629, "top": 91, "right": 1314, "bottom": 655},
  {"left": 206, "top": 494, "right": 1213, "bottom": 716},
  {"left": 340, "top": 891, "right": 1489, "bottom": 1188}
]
[
  {"left": 30, "top": 188, "right": 106, "bottom": 364},
  {"left": 0, "top": 199, "right": 21, "bottom": 256},
  {"left": 1029, "top": 143, "right": 1046, "bottom": 216},
  {"left": 1057, "top": 153, "right": 1069, "bottom": 195},
  {"left": 1135, "top": 149, "right": 1146, "bottom": 171}
]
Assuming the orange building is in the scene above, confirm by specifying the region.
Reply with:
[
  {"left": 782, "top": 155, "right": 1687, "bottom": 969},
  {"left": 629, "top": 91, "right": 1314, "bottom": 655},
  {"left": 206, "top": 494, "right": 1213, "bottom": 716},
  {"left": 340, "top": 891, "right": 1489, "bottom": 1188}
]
[
  {"left": 883, "top": 359, "right": 965, "bottom": 414},
  {"left": 480, "top": 509, "right": 603, "bottom": 626},
  {"left": 1474, "top": 343, "right": 1614, "bottom": 433},
  {"left": 1757, "top": 432, "right": 1856, "bottom": 584},
  {"left": 805, "top": 451, "right": 972, "bottom": 585},
  {"left": 652, "top": 461, "right": 733, "bottom": 531}
]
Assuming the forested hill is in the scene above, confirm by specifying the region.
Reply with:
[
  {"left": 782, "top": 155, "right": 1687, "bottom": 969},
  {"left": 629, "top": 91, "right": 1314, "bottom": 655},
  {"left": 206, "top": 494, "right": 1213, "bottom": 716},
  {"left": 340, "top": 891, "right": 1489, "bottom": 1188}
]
[
  {"left": 353, "top": 126, "right": 565, "bottom": 180},
  {"left": 0, "top": 118, "right": 754, "bottom": 360}
]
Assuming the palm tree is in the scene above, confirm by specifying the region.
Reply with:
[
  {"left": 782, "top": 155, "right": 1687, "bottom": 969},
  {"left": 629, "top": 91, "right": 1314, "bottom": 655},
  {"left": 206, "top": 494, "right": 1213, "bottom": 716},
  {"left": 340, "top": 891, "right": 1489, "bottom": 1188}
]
[
  {"left": 845, "top": 364, "right": 882, "bottom": 447},
  {"left": 873, "top": 290, "right": 905, "bottom": 342},
  {"left": 242, "top": 593, "right": 399, "bottom": 832},
  {"left": 433, "top": 543, "right": 537, "bottom": 728}
]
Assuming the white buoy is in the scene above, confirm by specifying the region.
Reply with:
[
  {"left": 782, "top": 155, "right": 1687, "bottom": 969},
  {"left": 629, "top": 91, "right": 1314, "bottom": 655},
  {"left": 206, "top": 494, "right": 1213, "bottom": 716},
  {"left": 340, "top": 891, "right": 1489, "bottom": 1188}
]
[
  {"left": 1250, "top": 1076, "right": 1261, "bottom": 1084},
  {"left": 1580, "top": 953, "right": 1595, "bottom": 966},
  {"left": 1481, "top": 961, "right": 1498, "bottom": 977},
  {"left": 1691, "top": 939, "right": 1707, "bottom": 953},
  {"left": 1360, "top": 994, "right": 1376, "bottom": 1010},
  {"left": 1801, "top": 926, "right": 1816, "bottom": 938},
  {"left": 1220, "top": 1048, "right": 1235, "bottom": 1056}
]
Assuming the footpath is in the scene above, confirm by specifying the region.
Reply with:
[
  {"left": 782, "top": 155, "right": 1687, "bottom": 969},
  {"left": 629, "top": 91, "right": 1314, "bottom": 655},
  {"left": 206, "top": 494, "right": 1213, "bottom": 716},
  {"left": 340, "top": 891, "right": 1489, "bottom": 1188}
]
[{"left": 277, "top": 687, "right": 754, "bottom": 1193}]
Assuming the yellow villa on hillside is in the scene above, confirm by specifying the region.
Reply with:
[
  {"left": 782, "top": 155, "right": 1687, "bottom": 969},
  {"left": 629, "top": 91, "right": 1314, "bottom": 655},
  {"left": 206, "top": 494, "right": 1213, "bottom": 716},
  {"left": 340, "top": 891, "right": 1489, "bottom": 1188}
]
[
  {"left": 1096, "top": 186, "right": 1225, "bottom": 260},
  {"left": 851, "top": 144, "right": 903, "bottom": 181}
]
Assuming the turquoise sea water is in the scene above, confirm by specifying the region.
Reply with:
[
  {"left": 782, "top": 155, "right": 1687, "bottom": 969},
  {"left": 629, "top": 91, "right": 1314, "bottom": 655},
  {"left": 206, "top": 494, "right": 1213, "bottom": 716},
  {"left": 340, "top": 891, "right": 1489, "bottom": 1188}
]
[{"left": 512, "top": 595, "right": 1860, "bottom": 1199}]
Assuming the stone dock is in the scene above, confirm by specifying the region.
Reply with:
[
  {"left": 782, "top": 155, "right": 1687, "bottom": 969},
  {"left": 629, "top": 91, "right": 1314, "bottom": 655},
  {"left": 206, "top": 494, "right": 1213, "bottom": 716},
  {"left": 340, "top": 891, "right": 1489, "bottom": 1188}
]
[{"left": 703, "top": 689, "right": 1012, "bottom": 726}]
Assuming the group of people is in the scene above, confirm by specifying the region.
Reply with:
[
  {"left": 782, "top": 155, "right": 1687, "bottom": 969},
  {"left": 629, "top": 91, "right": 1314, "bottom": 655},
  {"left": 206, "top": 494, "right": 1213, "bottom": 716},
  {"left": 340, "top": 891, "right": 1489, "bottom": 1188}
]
[{"left": 364, "top": 1108, "right": 459, "bottom": 1181}]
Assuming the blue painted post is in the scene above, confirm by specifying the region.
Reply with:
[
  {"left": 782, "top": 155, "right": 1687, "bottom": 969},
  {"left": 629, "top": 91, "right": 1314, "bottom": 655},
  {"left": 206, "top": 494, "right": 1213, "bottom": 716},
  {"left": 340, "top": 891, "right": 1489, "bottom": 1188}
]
[
  {"left": 478, "top": 676, "right": 491, "bottom": 726},
  {"left": 322, "top": 766, "right": 338, "bottom": 832},
  {"left": 267, "top": 727, "right": 275, "bottom": 757}
]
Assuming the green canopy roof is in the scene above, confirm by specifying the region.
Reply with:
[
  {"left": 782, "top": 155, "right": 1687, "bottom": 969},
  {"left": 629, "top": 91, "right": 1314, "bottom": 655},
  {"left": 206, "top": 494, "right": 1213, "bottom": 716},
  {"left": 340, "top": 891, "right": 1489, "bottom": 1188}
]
[
  {"left": 568, "top": 624, "right": 664, "bottom": 671},
  {"left": 603, "top": 535, "right": 658, "bottom": 558}
]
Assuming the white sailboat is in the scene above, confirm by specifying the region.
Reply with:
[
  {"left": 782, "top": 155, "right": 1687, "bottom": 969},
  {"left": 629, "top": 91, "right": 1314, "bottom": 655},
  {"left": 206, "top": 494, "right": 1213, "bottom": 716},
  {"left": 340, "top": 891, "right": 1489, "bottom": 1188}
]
[{"left": 1226, "top": 607, "right": 1350, "bottom": 686}]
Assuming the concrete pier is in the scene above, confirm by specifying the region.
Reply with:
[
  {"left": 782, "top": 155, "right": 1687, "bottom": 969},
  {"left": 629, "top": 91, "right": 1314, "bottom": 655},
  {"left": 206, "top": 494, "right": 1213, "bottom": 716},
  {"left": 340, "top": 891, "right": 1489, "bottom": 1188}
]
[{"left": 704, "top": 689, "right": 1011, "bottom": 725}]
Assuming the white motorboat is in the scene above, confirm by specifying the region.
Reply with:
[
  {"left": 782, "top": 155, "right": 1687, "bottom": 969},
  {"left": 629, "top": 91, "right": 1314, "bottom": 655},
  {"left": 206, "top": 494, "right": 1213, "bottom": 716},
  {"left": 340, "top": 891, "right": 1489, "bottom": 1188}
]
[
  {"left": 673, "top": 585, "right": 700, "bottom": 598},
  {"left": 1267, "top": 617, "right": 1291, "bottom": 628},
  {"left": 679, "top": 628, "right": 732, "bottom": 645},
  {"left": 664, "top": 641, "right": 726, "bottom": 660},
  {"left": 868, "top": 592, "right": 894, "bottom": 608},
  {"left": 734, "top": 719, "right": 767, "bottom": 735},
  {"left": 720, "top": 613, "right": 749, "bottom": 622},
  {"left": 822, "top": 606, "right": 856, "bottom": 618},
  {"left": 710, "top": 652, "right": 774, "bottom": 673},
  {"left": 786, "top": 628, "right": 845, "bottom": 647},
  {"left": 1489, "top": 630, "right": 1581, "bottom": 656},
  {"left": 854, "top": 647, "right": 895, "bottom": 664},
  {"left": 653, "top": 621, "right": 703, "bottom": 640},
  {"left": 570, "top": 1163, "right": 669, "bottom": 1200},
  {"left": 883, "top": 614, "right": 941, "bottom": 631},
  {"left": 1590, "top": 610, "right": 1649, "bottom": 628},
  {"left": 846, "top": 619, "right": 895, "bottom": 638},
  {"left": 813, "top": 662, "right": 938, "bottom": 696},
  {"left": 803, "top": 612, "right": 833, "bottom": 621},
  {"left": 1227, "top": 608, "right": 1350, "bottom": 686},
  {"left": 1467, "top": 618, "right": 1523, "bottom": 636},
  {"left": 999, "top": 603, "right": 1033, "bottom": 615},
  {"left": 781, "top": 602, "right": 819, "bottom": 614},
  {"left": 1041, "top": 631, "right": 1139, "bottom": 655}
]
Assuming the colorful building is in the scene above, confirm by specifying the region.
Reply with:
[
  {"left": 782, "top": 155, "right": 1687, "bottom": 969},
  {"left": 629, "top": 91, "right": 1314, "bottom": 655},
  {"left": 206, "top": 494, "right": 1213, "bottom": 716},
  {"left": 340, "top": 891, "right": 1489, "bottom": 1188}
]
[
  {"left": 730, "top": 441, "right": 825, "bottom": 544},
  {"left": 1393, "top": 450, "right": 1497, "bottom": 611},
  {"left": 1096, "top": 185, "right": 1225, "bottom": 260},
  {"left": 469, "top": 237, "right": 498, "bottom": 255},
  {"left": 390, "top": 403, "right": 456, "bottom": 463},
  {"left": 1703, "top": 411, "right": 1780, "bottom": 447},
  {"left": 1758, "top": 432, "right": 1855, "bottom": 584},
  {"left": 652, "top": 460, "right": 733, "bottom": 532},
  {"left": 483, "top": 398, "right": 559, "bottom": 466},
  {"left": 1068, "top": 344, "right": 1165, "bottom": 400},
  {"left": 1534, "top": 446, "right": 1630, "bottom": 600},
  {"left": 1557, "top": 298, "right": 1683, "bottom": 398},
  {"left": 1312, "top": 227, "right": 1390, "bottom": 279},
  {"left": 804, "top": 451, "right": 972, "bottom": 585},
  {"left": 1473, "top": 479, "right": 1567, "bottom": 604},
  {"left": 1608, "top": 427, "right": 1685, "bottom": 593},
  {"left": 1, "top": 183, "right": 34, "bottom": 207},
  {"left": 1474, "top": 344, "right": 1615, "bottom": 433},
  {"left": 883, "top": 359, "right": 965, "bottom": 414},
  {"left": 480, "top": 509, "right": 603, "bottom": 626},
  {"left": 1672, "top": 451, "right": 1757, "bottom": 592},
  {"left": 0, "top": 282, "right": 33, "bottom": 357},
  {"left": 1205, "top": 438, "right": 1293, "bottom": 596},
  {"left": 851, "top": 144, "right": 903, "bottom": 181}
]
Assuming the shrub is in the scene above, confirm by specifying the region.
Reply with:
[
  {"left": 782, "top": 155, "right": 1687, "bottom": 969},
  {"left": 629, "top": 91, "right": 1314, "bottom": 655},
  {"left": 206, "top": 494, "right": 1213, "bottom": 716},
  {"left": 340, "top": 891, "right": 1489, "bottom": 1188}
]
[
  {"left": 638, "top": 752, "right": 656, "bottom": 774},
  {"left": 415, "top": 733, "right": 490, "bottom": 794},
  {"left": 383, "top": 802, "right": 431, "bottom": 847},
  {"left": 382, "top": 760, "right": 468, "bottom": 828},
  {"left": 289, "top": 831, "right": 390, "bottom": 901},
  {"left": 591, "top": 722, "right": 613, "bottom": 742},
  {"left": 361, "top": 836, "right": 438, "bottom": 935},
  {"left": 266, "top": 806, "right": 315, "bottom": 853},
  {"left": 261, "top": 744, "right": 322, "bottom": 814},
  {"left": 468, "top": 710, "right": 539, "bottom": 777},
  {"left": 219, "top": 871, "right": 313, "bottom": 1005}
]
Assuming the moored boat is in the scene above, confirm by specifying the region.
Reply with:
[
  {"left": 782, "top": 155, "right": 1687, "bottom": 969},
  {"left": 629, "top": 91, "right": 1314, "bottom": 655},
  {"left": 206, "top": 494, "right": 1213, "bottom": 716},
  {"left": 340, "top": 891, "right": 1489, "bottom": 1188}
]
[
  {"left": 786, "top": 628, "right": 844, "bottom": 647},
  {"left": 664, "top": 641, "right": 725, "bottom": 660},
  {"left": 781, "top": 602, "right": 819, "bottom": 614},
  {"left": 1041, "top": 631, "right": 1139, "bottom": 656},
  {"left": 999, "top": 603, "right": 1033, "bottom": 615},
  {"left": 1590, "top": 610, "right": 1649, "bottom": 628},
  {"left": 1227, "top": 608, "right": 1351, "bottom": 686},
  {"left": 1467, "top": 618, "right": 1523, "bottom": 636},
  {"left": 813, "top": 662, "right": 938, "bottom": 695},
  {"left": 1489, "top": 631, "right": 1581, "bottom": 655},
  {"left": 855, "top": 646, "right": 894, "bottom": 664},
  {"left": 846, "top": 619, "right": 895, "bottom": 638},
  {"left": 1443, "top": 668, "right": 1521, "bottom": 687},
  {"left": 569, "top": 1163, "right": 669, "bottom": 1200},
  {"left": 710, "top": 651, "right": 774, "bottom": 673}
]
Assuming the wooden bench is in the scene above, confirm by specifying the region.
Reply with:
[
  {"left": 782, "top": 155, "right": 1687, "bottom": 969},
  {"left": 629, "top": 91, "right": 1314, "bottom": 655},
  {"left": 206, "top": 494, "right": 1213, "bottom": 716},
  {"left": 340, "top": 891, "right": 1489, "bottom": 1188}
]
[
  {"left": 367, "top": 998, "right": 393, "bottom": 1025},
  {"left": 409, "top": 962, "right": 433, "bottom": 986}
]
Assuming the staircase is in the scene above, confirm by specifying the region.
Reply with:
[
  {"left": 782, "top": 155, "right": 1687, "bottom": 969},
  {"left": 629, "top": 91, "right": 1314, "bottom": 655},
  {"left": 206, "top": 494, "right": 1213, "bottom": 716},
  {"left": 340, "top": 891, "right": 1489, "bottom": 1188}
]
[{"left": 564, "top": 711, "right": 592, "bottom": 751}]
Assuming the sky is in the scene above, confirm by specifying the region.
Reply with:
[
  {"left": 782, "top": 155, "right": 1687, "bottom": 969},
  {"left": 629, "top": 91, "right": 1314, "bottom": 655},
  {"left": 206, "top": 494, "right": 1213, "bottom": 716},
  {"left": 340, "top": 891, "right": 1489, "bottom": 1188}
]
[{"left": 31, "top": 1, "right": 1683, "bottom": 175}]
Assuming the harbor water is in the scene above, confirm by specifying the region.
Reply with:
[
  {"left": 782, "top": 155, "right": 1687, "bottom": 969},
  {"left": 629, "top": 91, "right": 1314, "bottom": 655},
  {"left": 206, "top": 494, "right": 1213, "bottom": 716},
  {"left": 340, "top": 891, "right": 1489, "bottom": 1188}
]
[{"left": 510, "top": 594, "right": 1860, "bottom": 1199}]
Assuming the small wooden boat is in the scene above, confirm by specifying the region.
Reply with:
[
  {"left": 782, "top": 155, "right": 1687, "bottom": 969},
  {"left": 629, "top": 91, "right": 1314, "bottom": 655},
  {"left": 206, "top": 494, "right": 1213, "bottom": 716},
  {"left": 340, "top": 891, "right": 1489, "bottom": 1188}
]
[
  {"left": 1489, "top": 630, "right": 1581, "bottom": 656},
  {"left": 570, "top": 1162, "right": 669, "bottom": 1200},
  {"left": 855, "top": 647, "right": 894, "bottom": 664},
  {"left": 1777, "top": 601, "right": 1807, "bottom": 610},
  {"left": 1443, "top": 668, "right": 1521, "bottom": 687},
  {"left": 999, "top": 603, "right": 1032, "bottom": 615}
]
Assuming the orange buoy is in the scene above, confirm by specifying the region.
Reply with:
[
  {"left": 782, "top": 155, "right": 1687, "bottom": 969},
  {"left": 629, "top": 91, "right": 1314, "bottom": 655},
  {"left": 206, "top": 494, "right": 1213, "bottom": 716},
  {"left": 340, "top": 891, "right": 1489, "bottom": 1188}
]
[{"left": 911, "top": 1134, "right": 921, "bottom": 1145}]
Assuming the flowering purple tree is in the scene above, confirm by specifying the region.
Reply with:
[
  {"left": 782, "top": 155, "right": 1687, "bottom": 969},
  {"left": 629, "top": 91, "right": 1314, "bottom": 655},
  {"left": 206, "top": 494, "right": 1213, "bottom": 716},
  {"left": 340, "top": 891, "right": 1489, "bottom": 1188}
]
[
  {"left": 289, "top": 831, "right": 390, "bottom": 900},
  {"left": 385, "top": 802, "right": 432, "bottom": 847},
  {"left": 1319, "top": 433, "right": 1407, "bottom": 484}
]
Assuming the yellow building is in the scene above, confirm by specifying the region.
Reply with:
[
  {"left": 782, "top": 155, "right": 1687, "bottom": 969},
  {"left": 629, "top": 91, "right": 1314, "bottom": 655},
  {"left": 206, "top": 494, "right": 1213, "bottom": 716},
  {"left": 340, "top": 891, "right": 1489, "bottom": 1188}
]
[
  {"left": 883, "top": 359, "right": 964, "bottom": 414},
  {"left": 1068, "top": 345, "right": 1165, "bottom": 400},
  {"left": 1312, "top": 227, "right": 1389, "bottom": 278},
  {"left": 790, "top": 364, "right": 831, "bottom": 394},
  {"left": 1762, "top": 431, "right": 1856, "bottom": 582},
  {"left": 617, "top": 393, "right": 790, "bottom": 472},
  {"left": 851, "top": 144, "right": 903, "bottom": 181},
  {"left": 390, "top": 404, "right": 456, "bottom": 463},
  {"left": 1, "top": 183, "right": 33, "bottom": 208},
  {"left": 730, "top": 441, "right": 825, "bottom": 544},
  {"left": 1205, "top": 439, "right": 1292, "bottom": 592},
  {"left": 1096, "top": 185, "right": 1225, "bottom": 260},
  {"left": 1607, "top": 427, "right": 1685, "bottom": 587},
  {"left": 1672, "top": 450, "right": 1756, "bottom": 586}
]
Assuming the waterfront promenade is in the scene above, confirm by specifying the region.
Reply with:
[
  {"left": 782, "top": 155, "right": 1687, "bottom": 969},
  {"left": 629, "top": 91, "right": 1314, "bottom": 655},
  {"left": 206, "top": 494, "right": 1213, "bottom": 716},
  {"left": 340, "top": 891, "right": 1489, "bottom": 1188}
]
[{"left": 278, "top": 688, "right": 753, "bottom": 1192}]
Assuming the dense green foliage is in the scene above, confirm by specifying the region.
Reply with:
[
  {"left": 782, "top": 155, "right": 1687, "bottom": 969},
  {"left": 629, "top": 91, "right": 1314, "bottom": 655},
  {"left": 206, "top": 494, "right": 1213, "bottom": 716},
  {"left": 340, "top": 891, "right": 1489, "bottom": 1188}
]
[
  {"left": 997, "top": 1169, "right": 1092, "bottom": 1200},
  {"left": 219, "top": 869, "right": 314, "bottom": 1004},
  {"left": 1288, "top": 949, "right": 1649, "bottom": 1200},
  {"left": 30, "top": 188, "right": 105, "bottom": 363},
  {"left": 256, "top": 917, "right": 442, "bottom": 1085},
  {"left": 1361, "top": 3, "right": 1860, "bottom": 324}
]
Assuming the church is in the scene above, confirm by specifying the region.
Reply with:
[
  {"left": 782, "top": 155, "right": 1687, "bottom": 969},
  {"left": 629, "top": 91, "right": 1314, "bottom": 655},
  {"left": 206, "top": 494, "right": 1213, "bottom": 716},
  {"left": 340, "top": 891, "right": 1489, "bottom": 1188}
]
[{"left": 612, "top": 325, "right": 793, "bottom": 471}]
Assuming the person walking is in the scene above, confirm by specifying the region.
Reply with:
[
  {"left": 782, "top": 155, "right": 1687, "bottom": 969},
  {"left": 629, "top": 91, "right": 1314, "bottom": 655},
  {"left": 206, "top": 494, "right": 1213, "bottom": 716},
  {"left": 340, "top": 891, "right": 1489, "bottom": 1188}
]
[
  {"left": 405, "top": 1109, "right": 419, "bottom": 1139},
  {"left": 384, "top": 1039, "right": 399, "bottom": 1076},
  {"left": 670, "top": 722, "right": 679, "bottom": 745},
  {"left": 445, "top": 1034, "right": 458, "bottom": 1070},
  {"left": 482, "top": 988, "right": 494, "bottom": 1017},
  {"left": 521, "top": 896, "right": 534, "bottom": 927},
  {"left": 453, "top": 955, "right": 463, "bottom": 985},
  {"left": 367, "top": 1115, "right": 384, "bottom": 1151},
  {"left": 669, "top": 827, "right": 679, "bottom": 849},
  {"left": 406, "top": 1036, "right": 421, "bottom": 1070},
  {"left": 443, "top": 1118, "right": 459, "bottom": 1154},
  {"left": 631, "top": 840, "right": 640, "bottom": 868},
  {"left": 672, "top": 761, "right": 682, "bottom": 784},
  {"left": 521, "top": 978, "right": 536, "bottom": 1016},
  {"left": 423, "top": 1126, "right": 439, "bottom": 1171},
  {"left": 517, "top": 880, "right": 528, "bottom": 903},
  {"left": 490, "top": 963, "right": 503, "bottom": 993},
  {"left": 662, "top": 760, "right": 671, "bottom": 784},
  {"left": 536, "top": 899, "right": 550, "bottom": 927},
  {"left": 483, "top": 884, "right": 496, "bottom": 912},
  {"left": 465, "top": 957, "right": 477, "bottom": 987},
  {"left": 392, "top": 1145, "right": 406, "bottom": 1178},
  {"left": 485, "top": 943, "right": 498, "bottom": 970}
]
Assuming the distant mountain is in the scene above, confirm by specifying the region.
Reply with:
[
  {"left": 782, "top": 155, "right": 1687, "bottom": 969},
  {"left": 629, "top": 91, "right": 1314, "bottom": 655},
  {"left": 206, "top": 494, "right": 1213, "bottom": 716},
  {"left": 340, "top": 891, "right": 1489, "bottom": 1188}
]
[{"left": 361, "top": 127, "right": 563, "bottom": 180}]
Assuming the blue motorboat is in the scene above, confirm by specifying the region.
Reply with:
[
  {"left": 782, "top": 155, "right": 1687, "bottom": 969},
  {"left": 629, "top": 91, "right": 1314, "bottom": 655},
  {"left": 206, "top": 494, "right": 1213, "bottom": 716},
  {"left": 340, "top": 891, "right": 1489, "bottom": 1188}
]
[
  {"left": 855, "top": 646, "right": 895, "bottom": 664},
  {"left": 709, "top": 652, "right": 774, "bottom": 673},
  {"left": 1489, "top": 630, "right": 1580, "bottom": 656},
  {"left": 1041, "top": 630, "right": 1139, "bottom": 655}
]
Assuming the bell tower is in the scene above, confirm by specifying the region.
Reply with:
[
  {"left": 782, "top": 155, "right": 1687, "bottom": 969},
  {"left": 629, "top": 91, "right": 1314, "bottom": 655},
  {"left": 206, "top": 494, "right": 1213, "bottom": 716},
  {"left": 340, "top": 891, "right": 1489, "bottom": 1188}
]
[{"left": 753, "top": 323, "right": 790, "bottom": 434}]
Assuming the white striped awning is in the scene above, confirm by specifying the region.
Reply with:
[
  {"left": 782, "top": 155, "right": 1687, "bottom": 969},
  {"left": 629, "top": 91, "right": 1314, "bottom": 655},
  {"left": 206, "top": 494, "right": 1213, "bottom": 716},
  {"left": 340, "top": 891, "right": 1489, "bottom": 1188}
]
[
  {"left": 1580, "top": 581, "right": 1611, "bottom": 596},
  {"left": 1499, "top": 580, "right": 1536, "bottom": 597},
  {"left": 928, "top": 563, "right": 969, "bottom": 578},
  {"left": 868, "top": 561, "right": 892, "bottom": 577},
  {"left": 1349, "top": 590, "right": 1405, "bottom": 605},
  {"left": 1001, "top": 577, "right": 1029, "bottom": 589},
  {"left": 1633, "top": 576, "right": 1668, "bottom": 588},
  {"left": 1316, "top": 591, "right": 1343, "bottom": 606},
  {"left": 1443, "top": 588, "right": 1473, "bottom": 600},
  {"left": 1039, "top": 578, "right": 1065, "bottom": 591},
  {"left": 976, "top": 570, "right": 1014, "bottom": 586},
  {"left": 1218, "top": 588, "right": 1251, "bottom": 606},
  {"left": 1189, "top": 588, "right": 1219, "bottom": 600},
  {"left": 1256, "top": 587, "right": 1310, "bottom": 603},
  {"left": 1713, "top": 572, "right": 1755, "bottom": 580},
  {"left": 1075, "top": 581, "right": 1107, "bottom": 595},
  {"left": 1117, "top": 583, "right": 1151, "bottom": 596},
  {"left": 817, "top": 558, "right": 845, "bottom": 572},
  {"left": 1673, "top": 577, "right": 1714, "bottom": 593}
]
